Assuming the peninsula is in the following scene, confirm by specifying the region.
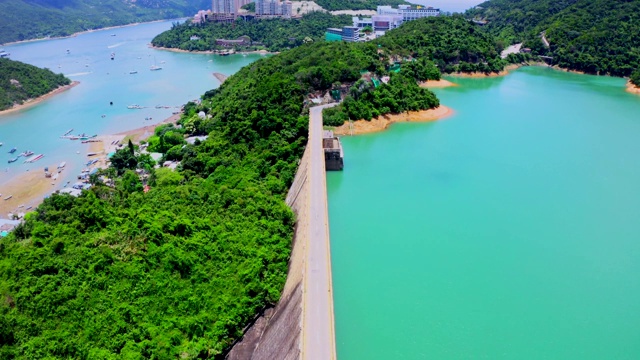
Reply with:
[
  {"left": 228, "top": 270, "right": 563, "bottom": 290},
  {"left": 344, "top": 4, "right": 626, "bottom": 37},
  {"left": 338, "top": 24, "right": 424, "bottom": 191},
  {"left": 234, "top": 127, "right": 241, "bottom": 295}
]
[{"left": 0, "top": 58, "right": 72, "bottom": 112}]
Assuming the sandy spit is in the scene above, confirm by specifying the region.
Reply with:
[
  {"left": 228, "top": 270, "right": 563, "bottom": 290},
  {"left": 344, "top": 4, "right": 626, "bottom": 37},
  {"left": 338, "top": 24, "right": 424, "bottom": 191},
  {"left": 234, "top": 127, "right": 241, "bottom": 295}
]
[
  {"left": 626, "top": 81, "right": 640, "bottom": 95},
  {"left": 151, "top": 45, "right": 276, "bottom": 55},
  {"left": 213, "top": 73, "right": 228, "bottom": 83},
  {"left": 419, "top": 79, "right": 457, "bottom": 88},
  {"left": 332, "top": 105, "right": 453, "bottom": 136},
  {"left": 0, "top": 81, "right": 80, "bottom": 116}
]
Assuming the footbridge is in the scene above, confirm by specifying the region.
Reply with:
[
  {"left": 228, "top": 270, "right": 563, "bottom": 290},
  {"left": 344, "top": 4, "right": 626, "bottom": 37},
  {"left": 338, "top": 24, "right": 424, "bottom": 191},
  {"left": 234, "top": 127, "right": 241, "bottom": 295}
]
[{"left": 227, "top": 104, "right": 338, "bottom": 360}]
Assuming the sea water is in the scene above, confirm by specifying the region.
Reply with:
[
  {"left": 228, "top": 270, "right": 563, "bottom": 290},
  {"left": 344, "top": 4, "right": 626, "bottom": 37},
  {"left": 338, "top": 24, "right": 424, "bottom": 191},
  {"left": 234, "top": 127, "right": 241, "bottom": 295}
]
[
  {"left": 0, "top": 21, "right": 261, "bottom": 188},
  {"left": 328, "top": 67, "right": 640, "bottom": 359}
]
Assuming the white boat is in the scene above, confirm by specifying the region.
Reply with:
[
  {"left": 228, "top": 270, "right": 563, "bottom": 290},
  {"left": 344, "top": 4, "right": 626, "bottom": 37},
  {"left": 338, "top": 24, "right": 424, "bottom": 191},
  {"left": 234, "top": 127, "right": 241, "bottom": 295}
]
[
  {"left": 129, "top": 70, "right": 138, "bottom": 74},
  {"left": 150, "top": 56, "right": 162, "bottom": 71},
  {"left": 58, "top": 162, "right": 66, "bottom": 169},
  {"left": 0, "top": 50, "right": 10, "bottom": 58}
]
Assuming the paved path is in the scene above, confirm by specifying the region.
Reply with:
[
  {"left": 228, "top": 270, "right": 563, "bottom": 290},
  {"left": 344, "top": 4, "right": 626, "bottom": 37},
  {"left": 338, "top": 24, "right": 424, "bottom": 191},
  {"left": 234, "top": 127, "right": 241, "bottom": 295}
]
[
  {"left": 302, "top": 104, "right": 338, "bottom": 360},
  {"left": 501, "top": 42, "right": 522, "bottom": 59}
]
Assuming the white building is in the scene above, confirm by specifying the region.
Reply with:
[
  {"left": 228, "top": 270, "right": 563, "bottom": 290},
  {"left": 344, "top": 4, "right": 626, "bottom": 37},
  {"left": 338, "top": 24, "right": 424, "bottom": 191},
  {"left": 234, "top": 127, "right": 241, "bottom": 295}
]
[
  {"left": 256, "top": 0, "right": 292, "bottom": 17},
  {"left": 377, "top": 5, "right": 440, "bottom": 21},
  {"left": 353, "top": 5, "right": 440, "bottom": 36}
]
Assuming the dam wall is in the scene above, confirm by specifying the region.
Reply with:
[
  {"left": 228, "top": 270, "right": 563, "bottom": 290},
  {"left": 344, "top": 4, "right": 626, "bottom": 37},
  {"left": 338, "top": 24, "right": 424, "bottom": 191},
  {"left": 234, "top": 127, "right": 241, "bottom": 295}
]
[{"left": 227, "top": 105, "right": 337, "bottom": 359}]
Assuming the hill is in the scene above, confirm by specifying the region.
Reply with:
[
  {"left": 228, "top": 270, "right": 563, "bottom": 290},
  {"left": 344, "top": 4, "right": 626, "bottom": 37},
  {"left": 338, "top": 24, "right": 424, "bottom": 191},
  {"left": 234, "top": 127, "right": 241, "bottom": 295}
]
[
  {"left": 467, "top": 0, "right": 640, "bottom": 76},
  {"left": 0, "top": 0, "right": 211, "bottom": 44},
  {"left": 0, "top": 58, "right": 71, "bottom": 111}
]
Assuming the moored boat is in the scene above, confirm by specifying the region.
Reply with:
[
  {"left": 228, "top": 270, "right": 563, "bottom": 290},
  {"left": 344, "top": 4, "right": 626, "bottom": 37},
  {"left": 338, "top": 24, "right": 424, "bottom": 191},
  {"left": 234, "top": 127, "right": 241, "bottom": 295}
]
[
  {"left": 8, "top": 147, "right": 16, "bottom": 153},
  {"left": 24, "top": 154, "right": 44, "bottom": 163},
  {"left": 19, "top": 150, "right": 34, "bottom": 157},
  {"left": 58, "top": 161, "right": 66, "bottom": 169},
  {"left": 8, "top": 157, "right": 18, "bottom": 163}
]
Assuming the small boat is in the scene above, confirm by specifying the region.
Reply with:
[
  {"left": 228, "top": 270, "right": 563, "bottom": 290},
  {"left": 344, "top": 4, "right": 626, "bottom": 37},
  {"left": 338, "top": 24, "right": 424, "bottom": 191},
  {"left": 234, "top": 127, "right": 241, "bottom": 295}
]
[
  {"left": 8, "top": 157, "right": 18, "bottom": 163},
  {"left": 8, "top": 147, "right": 16, "bottom": 153},
  {"left": 111, "top": 34, "right": 116, "bottom": 37},
  {"left": 58, "top": 162, "right": 66, "bottom": 169},
  {"left": 127, "top": 104, "right": 143, "bottom": 109},
  {"left": 150, "top": 64, "right": 162, "bottom": 71},
  {"left": 63, "top": 128, "right": 73, "bottom": 136},
  {"left": 0, "top": 142, "right": 3, "bottom": 146},
  {"left": 66, "top": 49, "right": 70, "bottom": 54},
  {"left": 129, "top": 70, "right": 137, "bottom": 74},
  {"left": 0, "top": 50, "right": 10, "bottom": 58},
  {"left": 24, "top": 154, "right": 44, "bottom": 163},
  {"left": 4, "top": 195, "right": 12, "bottom": 200},
  {"left": 110, "top": 52, "right": 115, "bottom": 60},
  {"left": 87, "top": 152, "right": 98, "bottom": 157},
  {"left": 19, "top": 150, "right": 34, "bottom": 157}
]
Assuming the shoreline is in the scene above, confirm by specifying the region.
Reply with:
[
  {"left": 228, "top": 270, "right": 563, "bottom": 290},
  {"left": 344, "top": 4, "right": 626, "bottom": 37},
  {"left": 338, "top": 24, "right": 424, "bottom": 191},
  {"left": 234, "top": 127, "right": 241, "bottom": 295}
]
[
  {"left": 626, "top": 81, "right": 640, "bottom": 95},
  {"left": 0, "top": 81, "right": 80, "bottom": 116},
  {"left": 0, "top": 112, "right": 181, "bottom": 219},
  {"left": 332, "top": 105, "right": 453, "bottom": 136},
  {"left": 151, "top": 45, "right": 276, "bottom": 55},
  {"left": 213, "top": 72, "right": 229, "bottom": 83},
  {"left": 1, "top": 19, "right": 187, "bottom": 46},
  {"left": 419, "top": 79, "right": 457, "bottom": 88}
]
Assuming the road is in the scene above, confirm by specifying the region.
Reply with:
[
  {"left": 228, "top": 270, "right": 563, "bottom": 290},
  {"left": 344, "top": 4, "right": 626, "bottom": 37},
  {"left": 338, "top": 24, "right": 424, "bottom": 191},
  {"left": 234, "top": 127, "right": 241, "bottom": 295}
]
[
  {"left": 501, "top": 42, "right": 522, "bottom": 59},
  {"left": 303, "top": 104, "right": 338, "bottom": 360}
]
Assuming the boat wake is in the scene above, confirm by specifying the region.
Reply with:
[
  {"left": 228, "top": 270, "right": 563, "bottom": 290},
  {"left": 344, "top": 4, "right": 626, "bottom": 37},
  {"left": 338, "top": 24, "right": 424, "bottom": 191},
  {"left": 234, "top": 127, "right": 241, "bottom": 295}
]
[{"left": 107, "top": 42, "right": 125, "bottom": 49}]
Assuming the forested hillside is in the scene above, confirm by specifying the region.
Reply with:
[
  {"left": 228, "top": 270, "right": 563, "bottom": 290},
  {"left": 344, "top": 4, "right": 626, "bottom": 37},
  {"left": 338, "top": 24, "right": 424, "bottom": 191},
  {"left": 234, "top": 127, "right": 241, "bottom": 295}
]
[
  {"left": 0, "top": 17, "right": 496, "bottom": 358},
  {"left": 0, "top": 0, "right": 210, "bottom": 44},
  {"left": 314, "top": 0, "right": 409, "bottom": 11},
  {"left": 467, "top": 0, "right": 640, "bottom": 77},
  {"left": 152, "top": 12, "right": 353, "bottom": 52},
  {"left": 0, "top": 58, "right": 71, "bottom": 111},
  {"left": 377, "top": 15, "right": 506, "bottom": 74}
]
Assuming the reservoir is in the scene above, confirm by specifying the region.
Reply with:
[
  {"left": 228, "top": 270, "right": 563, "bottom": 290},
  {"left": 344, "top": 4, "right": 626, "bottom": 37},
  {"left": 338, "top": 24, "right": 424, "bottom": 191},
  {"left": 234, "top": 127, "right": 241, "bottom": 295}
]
[
  {"left": 328, "top": 67, "right": 640, "bottom": 359},
  {"left": 0, "top": 21, "right": 261, "bottom": 190}
]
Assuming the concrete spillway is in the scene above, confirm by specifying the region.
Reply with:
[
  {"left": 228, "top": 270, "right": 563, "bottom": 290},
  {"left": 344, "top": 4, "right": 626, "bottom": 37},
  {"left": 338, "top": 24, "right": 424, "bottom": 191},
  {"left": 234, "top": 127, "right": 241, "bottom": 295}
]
[{"left": 227, "top": 105, "right": 337, "bottom": 360}]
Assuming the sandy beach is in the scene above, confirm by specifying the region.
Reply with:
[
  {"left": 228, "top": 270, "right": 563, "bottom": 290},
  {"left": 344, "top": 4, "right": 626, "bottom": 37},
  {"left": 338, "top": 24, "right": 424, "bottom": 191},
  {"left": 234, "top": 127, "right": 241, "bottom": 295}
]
[
  {"left": 419, "top": 79, "right": 457, "bottom": 88},
  {"left": 0, "top": 162, "right": 61, "bottom": 217},
  {"left": 332, "top": 105, "right": 453, "bottom": 136},
  {"left": 626, "top": 81, "right": 640, "bottom": 95},
  {"left": 152, "top": 45, "right": 274, "bottom": 55},
  {"left": 0, "top": 81, "right": 80, "bottom": 116}
]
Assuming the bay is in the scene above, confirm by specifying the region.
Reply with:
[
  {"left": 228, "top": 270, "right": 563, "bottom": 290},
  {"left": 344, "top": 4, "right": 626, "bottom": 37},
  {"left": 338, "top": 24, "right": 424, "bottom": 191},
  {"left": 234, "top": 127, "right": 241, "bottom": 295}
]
[
  {"left": 0, "top": 21, "right": 261, "bottom": 189},
  {"left": 328, "top": 67, "right": 640, "bottom": 359}
]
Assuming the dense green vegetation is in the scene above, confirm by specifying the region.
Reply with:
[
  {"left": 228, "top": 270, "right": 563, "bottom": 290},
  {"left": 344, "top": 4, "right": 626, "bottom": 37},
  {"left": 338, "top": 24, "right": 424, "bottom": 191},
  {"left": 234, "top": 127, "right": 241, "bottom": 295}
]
[
  {"left": 323, "top": 73, "right": 439, "bottom": 126},
  {"left": 314, "top": 0, "right": 409, "bottom": 11},
  {"left": 467, "top": 0, "right": 640, "bottom": 76},
  {"left": 0, "top": 0, "right": 211, "bottom": 44},
  {"left": 0, "top": 58, "right": 71, "bottom": 111},
  {"left": 152, "top": 12, "right": 352, "bottom": 52},
  {"left": 0, "top": 16, "right": 502, "bottom": 358},
  {"left": 377, "top": 16, "right": 506, "bottom": 74},
  {"left": 631, "top": 69, "right": 640, "bottom": 87}
]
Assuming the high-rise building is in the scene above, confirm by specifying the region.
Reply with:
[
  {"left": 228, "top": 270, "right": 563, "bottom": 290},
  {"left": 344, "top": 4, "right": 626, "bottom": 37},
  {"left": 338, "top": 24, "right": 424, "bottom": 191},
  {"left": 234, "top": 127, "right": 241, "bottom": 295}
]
[
  {"left": 256, "top": 0, "right": 292, "bottom": 17},
  {"left": 211, "top": 0, "right": 240, "bottom": 21}
]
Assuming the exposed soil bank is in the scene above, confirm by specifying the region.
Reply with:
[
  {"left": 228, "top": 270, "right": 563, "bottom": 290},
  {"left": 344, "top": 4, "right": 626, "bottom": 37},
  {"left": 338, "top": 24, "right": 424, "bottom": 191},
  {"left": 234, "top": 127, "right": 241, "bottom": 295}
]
[
  {"left": 332, "top": 105, "right": 453, "bottom": 136},
  {"left": 626, "top": 81, "right": 640, "bottom": 95},
  {"left": 419, "top": 79, "right": 457, "bottom": 88},
  {"left": 0, "top": 81, "right": 80, "bottom": 116}
]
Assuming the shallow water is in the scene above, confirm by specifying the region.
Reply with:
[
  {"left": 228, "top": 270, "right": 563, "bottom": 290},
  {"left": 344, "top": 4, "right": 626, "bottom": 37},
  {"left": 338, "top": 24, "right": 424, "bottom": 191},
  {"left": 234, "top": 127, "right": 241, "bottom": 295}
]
[
  {"left": 328, "top": 67, "right": 640, "bottom": 359},
  {"left": 0, "top": 21, "right": 260, "bottom": 189}
]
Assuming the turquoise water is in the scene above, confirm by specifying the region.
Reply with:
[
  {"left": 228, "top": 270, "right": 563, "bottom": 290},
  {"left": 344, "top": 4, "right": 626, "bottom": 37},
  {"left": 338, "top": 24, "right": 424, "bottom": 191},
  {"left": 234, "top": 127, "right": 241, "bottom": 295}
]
[
  {"left": 328, "top": 67, "right": 640, "bottom": 359},
  {"left": 0, "top": 21, "right": 260, "bottom": 189}
]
